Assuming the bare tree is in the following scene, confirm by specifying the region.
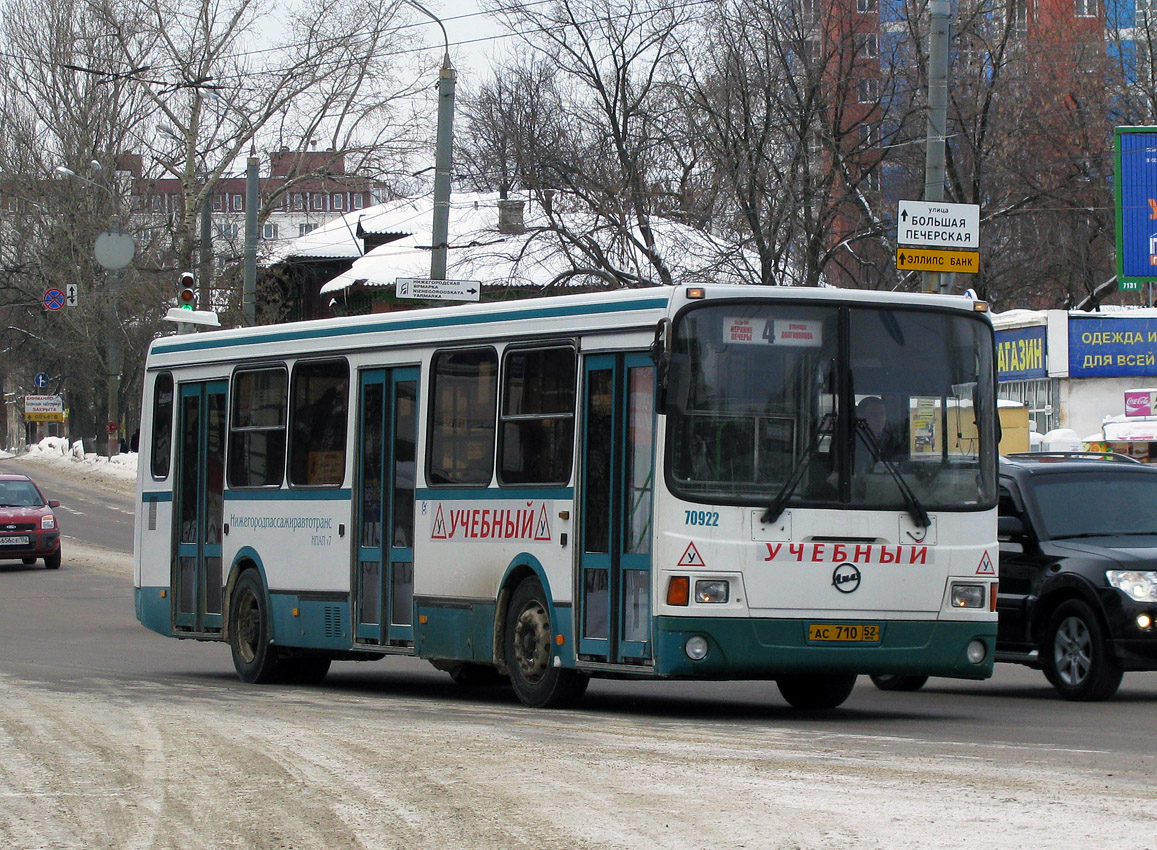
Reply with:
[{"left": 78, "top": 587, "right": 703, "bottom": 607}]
[
  {"left": 0, "top": 0, "right": 424, "bottom": 446},
  {"left": 482, "top": 0, "right": 699, "bottom": 286},
  {"left": 85, "top": 0, "right": 422, "bottom": 275}
]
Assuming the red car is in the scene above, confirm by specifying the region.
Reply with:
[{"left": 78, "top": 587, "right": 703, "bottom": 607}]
[{"left": 0, "top": 472, "right": 62, "bottom": 570}]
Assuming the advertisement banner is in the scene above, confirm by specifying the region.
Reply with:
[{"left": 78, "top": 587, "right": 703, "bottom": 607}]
[
  {"left": 1124, "top": 389, "right": 1157, "bottom": 417},
  {"left": 1115, "top": 127, "right": 1157, "bottom": 284}
]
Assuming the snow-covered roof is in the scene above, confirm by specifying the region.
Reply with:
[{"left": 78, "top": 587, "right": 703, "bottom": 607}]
[
  {"left": 268, "top": 191, "right": 766, "bottom": 294},
  {"left": 263, "top": 196, "right": 435, "bottom": 263}
]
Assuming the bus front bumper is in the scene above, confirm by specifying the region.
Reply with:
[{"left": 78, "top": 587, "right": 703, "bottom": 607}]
[{"left": 654, "top": 616, "right": 996, "bottom": 680}]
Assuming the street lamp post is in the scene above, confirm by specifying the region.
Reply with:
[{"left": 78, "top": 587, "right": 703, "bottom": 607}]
[
  {"left": 405, "top": 0, "right": 456, "bottom": 281},
  {"left": 56, "top": 165, "right": 135, "bottom": 458}
]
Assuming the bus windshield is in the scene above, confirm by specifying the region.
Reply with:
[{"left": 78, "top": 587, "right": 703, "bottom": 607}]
[{"left": 666, "top": 301, "right": 996, "bottom": 512}]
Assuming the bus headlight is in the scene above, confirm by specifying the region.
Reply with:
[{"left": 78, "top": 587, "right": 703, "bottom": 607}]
[
  {"left": 1106, "top": 570, "right": 1157, "bottom": 602},
  {"left": 967, "top": 640, "right": 987, "bottom": 664},
  {"left": 695, "top": 579, "right": 730, "bottom": 603},
  {"left": 685, "top": 636, "right": 709, "bottom": 661},
  {"left": 951, "top": 583, "right": 985, "bottom": 609}
]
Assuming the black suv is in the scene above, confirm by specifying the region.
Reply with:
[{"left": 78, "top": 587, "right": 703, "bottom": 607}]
[{"left": 873, "top": 453, "right": 1157, "bottom": 700}]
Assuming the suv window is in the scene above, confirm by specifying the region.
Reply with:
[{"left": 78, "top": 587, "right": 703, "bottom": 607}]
[{"left": 1027, "top": 473, "right": 1157, "bottom": 539}]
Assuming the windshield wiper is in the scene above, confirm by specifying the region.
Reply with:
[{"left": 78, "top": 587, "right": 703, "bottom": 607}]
[
  {"left": 855, "top": 419, "right": 931, "bottom": 529},
  {"left": 762, "top": 413, "right": 835, "bottom": 525}
]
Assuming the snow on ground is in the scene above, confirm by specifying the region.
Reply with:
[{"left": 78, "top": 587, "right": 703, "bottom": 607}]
[{"left": 1, "top": 437, "right": 138, "bottom": 483}]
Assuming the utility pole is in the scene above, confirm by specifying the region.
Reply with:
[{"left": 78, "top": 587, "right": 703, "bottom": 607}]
[
  {"left": 923, "top": 0, "right": 951, "bottom": 294},
  {"left": 405, "top": 0, "right": 456, "bottom": 281},
  {"left": 199, "top": 184, "right": 212, "bottom": 310},
  {"left": 243, "top": 150, "right": 259, "bottom": 326}
]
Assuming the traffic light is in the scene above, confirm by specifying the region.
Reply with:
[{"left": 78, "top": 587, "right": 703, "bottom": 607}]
[{"left": 178, "top": 272, "right": 195, "bottom": 310}]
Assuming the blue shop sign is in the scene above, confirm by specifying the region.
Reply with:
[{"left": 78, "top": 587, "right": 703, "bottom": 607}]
[
  {"left": 1069, "top": 317, "right": 1157, "bottom": 377},
  {"left": 996, "top": 327, "right": 1047, "bottom": 380}
]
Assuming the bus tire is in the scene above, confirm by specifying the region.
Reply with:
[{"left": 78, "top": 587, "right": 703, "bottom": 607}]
[
  {"left": 869, "top": 674, "right": 928, "bottom": 692},
  {"left": 504, "top": 577, "right": 588, "bottom": 708},
  {"left": 1041, "top": 599, "right": 1123, "bottom": 701},
  {"left": 229, "top": 570, "right": 286, "bottom": 684},
  {"left": 776, "top": 673, "right": 858, "bottom": 710}
]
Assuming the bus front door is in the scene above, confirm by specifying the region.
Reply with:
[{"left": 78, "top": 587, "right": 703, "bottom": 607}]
[
  {"left": 355, "top": 368, "right": 418, "bottom": 647},
  {"left": 173, "top": 380, "right": 226, "bottom": 634},
  {"left": 579, "top": 354, "right": 655, "bottom": 664}
]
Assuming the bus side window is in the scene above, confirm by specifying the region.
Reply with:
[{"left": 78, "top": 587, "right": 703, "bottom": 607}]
[
  {"left": 289, "top": 360, "right": 349, "bottom": 487},
  {"left": 150, "top": 372, "right": 174, "bottom": 480},
  {"left": 228, "top": 367, "right": 288, "bottom": 488},
  {"left": 428, "top": 348, "right": 498, "bottom": 485},
  {"left": 499, "top": 346, "right": 576, "bottom": 485}
]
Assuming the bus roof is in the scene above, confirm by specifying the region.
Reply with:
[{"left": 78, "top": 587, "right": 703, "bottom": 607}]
[{"left": 148, "top": 284, "right": 987, "bottom": 369}]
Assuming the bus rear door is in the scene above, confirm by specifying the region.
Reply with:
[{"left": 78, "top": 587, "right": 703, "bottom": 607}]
[{"left": 173, "top": 380, "right": 226, "bottom": 634}]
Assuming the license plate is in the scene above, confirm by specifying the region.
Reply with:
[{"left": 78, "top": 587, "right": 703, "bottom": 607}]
[
  {"left": 807, "top": 623, "right": 881, "bottom": 642},
  {"left": 0, "top": 536, "right": 30, "bottom": 546}
]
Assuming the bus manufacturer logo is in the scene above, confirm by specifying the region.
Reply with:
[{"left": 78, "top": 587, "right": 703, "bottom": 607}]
[{"left": 832, "top": 563, "right": 861, "bottom": 593}]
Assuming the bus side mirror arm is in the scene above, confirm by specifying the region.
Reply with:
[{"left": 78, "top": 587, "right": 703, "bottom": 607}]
[{"left": 651, "top": 319, "right": 671, "bottom": 411}]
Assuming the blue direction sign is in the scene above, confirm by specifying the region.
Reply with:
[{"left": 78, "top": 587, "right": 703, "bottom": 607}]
[
  {"left": 43, "top": 288, "right": 66, "bottom": 311},
  {"left": 1114, "top": 127, "right": 1157, "bottom": 287},
  {"left": 33, "top": 372, "right": 49, "bottom": 388}
]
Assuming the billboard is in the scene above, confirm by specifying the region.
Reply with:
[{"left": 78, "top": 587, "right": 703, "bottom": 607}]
[{"left": 1114, "top": 127, "right": 1157, "bottom": 288}]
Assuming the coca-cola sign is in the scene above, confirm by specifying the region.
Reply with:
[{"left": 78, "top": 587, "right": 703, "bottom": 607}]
[{"left": 1124, "top": 389, "right": 1157, "bottom": 417}]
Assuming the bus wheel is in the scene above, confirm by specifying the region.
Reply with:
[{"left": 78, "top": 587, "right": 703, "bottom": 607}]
[
  {"left": 776, "top": 673, "right": 858, "bottom": 710},
  {"left": 229, "top": 571, "right": 286, "bottom": 684},
  {"left": 504, "top": 578, "right": 588, "bottom": 708},
  {"left": 869, "top": 674, "right": 928, "bottom": 692}
]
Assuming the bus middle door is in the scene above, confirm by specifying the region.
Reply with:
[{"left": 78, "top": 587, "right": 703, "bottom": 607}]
[
  {"left": 355, "top": 368, "right": 418, "bottom": 647},
  {"left": 579, "top": 353, "right": 655, "bottom": 664}
]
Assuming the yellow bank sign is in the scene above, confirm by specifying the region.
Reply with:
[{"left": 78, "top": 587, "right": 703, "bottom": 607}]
[{"left": 895, "top": 247, "right": 980, "bottom": 274}]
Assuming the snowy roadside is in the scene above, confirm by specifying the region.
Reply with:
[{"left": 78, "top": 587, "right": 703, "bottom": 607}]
[{"left": 0, "top": 436, "right": 136, "bottom": 498}]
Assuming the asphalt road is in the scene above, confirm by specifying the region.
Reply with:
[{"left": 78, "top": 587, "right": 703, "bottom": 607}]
[
  {"left": 1, "top": 455, "right": 1155, "bottom": 848},
  {"left": 0, "top": 455, "right": 135, "bottom": 554}
]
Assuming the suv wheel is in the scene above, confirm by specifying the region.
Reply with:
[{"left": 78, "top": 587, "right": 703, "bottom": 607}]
[{"left": 1040, "top": 599, "right": 1123, "bottom": 701}]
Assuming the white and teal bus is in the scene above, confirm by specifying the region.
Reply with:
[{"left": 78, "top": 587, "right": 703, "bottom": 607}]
[{"left": 134, "top": 284, "right": 999, "bottom": 709}]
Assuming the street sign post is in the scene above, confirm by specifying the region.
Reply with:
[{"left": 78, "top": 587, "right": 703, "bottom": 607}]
[
  {"left": 896, "top": 247, "right": 980, "bottom": 273},
  {"left": 24, "top": 395, "right": 64, "bottom": 423},
  {"left": 43, "top": 288, "right": 66, "bottom": 311},
  {"left": 896, "top": 200, "right": 980, "bottom": 249},
  {"left": 896, "top": 199, "right": 981, "bottom": 278},
  {"left": 396, "top": 278, "right": 481, "bottom": 302}
]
